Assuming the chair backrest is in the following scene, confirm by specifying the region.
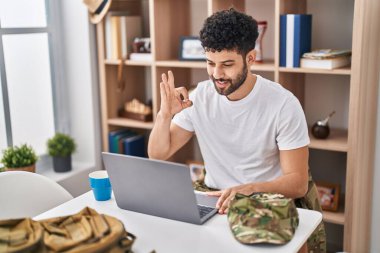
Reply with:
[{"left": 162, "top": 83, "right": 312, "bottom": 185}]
[{"left": 0, "top": 171, "right": 73, "bottom": 219}]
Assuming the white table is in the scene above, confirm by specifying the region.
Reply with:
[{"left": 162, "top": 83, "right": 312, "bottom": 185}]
[{"left": 35, "top": 191, "right": 322, "bottom": 253}]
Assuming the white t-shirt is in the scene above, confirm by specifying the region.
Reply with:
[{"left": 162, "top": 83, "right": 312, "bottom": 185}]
[{"left": 172, "top": 75, "right": 309, "bottom": 190}]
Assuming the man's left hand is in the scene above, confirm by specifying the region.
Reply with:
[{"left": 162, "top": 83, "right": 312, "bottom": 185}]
[{"left": 207, "top": 184, "right": 254, "bottom": 214}]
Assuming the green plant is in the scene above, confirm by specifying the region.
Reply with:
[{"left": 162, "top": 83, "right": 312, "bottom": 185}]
[
  {"left": 1, "top": 144, "right": 38, "bottom": 168},
  {"left": 47, "top": 133, "right": 76, "bottom": 157}
]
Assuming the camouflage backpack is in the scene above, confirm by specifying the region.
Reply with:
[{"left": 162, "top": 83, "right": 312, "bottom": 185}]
[
  {"left": 0, "top": 207, "right": 136, "bottom": 253},
  {"left": 227, "top": 193, "right": 299, "bottom": 244}
]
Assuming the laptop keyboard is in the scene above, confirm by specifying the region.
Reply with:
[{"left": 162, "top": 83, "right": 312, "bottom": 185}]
[{"left": 197, "top": 205, "right": 215, "bottom": 218}]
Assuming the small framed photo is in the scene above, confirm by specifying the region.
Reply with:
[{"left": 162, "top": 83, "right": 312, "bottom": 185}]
[
  {"left": 186, "top": 160, "right": 205, "bottom": 182},
  {"left": 316, "top": 182, "right": 340, "bottom": 212},
  {"left": 179, "top": 36, "right": 206, "bottom": 61}
]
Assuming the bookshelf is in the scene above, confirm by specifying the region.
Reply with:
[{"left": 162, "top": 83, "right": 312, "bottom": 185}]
[{"left": 94, "top": 0, "right": 379, "bottom": 252}]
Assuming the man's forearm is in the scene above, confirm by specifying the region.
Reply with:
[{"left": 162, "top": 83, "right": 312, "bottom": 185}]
[
  {"left": 209, "top": 170, "right": 308, "bottom": 214},
  {"left": 148, "top": 112, "right": 172, "bottom": 160},
  {"left": 250, "top": 172, "right": 308, "bottom": 199}
]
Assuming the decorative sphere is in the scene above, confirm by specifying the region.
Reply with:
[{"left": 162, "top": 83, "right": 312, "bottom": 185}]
[{"left": 311, "top": 123, "right": 330, "bottom": 139}]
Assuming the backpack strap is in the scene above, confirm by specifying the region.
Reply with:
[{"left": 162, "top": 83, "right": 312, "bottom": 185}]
[{"left": 117, "top": 56, "right": 128, "bottom": 92}]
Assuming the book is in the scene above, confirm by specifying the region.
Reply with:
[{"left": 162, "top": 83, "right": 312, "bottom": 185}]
[
  {"left": 109, "top": 129, "right": 140, "bottom": 153},
  {"left": 110, "top": 130, "right": 134, "bottom": 153},
  {"left": 105, "top": 14, "right": 142, "bottom": 60},
  {"left": 117, "top": 132, "right": 134, "bottom": 153},
  {"left": 302, "top": 49, "right": 351, "bottom": 60},
  {"left": 129, "top": 53, "right": 153, "bottom": 61},
  {"left": 105, "top": 14, "right": 112, "bottom": 60},
  {"left": 300, "top": 56, "right": 351, "bottom": 69},
  {"left": 108, "top": 129, "right": 128, "bottom": 152},
  {"left": 110, "top": 16, "right": 122, "bottom": 59},
  {"left": 123, "top": 134, "right": 145, "bottom": 157},
  {"left": 280, "top": 14, "right": 312, "bottom": 68}
]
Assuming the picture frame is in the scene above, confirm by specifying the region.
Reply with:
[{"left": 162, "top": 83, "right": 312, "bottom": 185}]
[
  {"left": 316, "top": 182, "right": 340, "bottom": 212},
  {"left": 186, "top": 160, "right": 205, "bottom": 182},
  {"left": 179, "top": 36, "right": 206, "bottom": 61}
]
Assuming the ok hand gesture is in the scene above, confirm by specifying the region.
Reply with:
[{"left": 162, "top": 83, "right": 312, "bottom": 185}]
[{"left": 159, "top": 70, "right": 193, "bottom": 118}]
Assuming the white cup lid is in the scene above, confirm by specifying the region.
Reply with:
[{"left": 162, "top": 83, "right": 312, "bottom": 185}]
[{"left": 89, "top": 170, "right": 108, "bottom": 179}]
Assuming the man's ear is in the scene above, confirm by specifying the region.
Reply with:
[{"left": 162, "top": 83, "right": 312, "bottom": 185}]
[{"left": 246, "top": 49, "right": 256, "bottom": 64}]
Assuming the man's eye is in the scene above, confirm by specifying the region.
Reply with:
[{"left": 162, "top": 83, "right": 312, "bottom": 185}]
[{"left": 207, "top": 62, "right": 215, "bottom": 66}]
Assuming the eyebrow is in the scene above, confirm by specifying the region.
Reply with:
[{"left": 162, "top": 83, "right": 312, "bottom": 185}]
[{"left": 206, "top": 59, "right": 235, "bottom": 63}]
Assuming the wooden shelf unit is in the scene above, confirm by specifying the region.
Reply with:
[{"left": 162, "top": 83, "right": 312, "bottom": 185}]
[{"left": 94, "top": 1, "right": 380, "bottom": 252}]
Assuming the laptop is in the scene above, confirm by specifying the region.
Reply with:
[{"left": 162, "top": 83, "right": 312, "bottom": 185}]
[{"left": 102, "top": 152, "right": 218, "bottom": 225}]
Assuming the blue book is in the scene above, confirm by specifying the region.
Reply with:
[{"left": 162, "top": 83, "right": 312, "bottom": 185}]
[
  {"left": 123, "top": 134, "right": 145, "bottom": 157},
  {"left": 280, "top": 15, "right": 287, "bottom": 67},
  {"left": 108, "top": 129, "right": 129, "bottom": 152},
  {"left": 113, "top": 131, "right": 134, "bottom": 153},
  {"left": 280, "top": 14, "right": 312, "bottom": 68},
  {"left": 109, "top": 129, "right": 136, "bottom": 153}
]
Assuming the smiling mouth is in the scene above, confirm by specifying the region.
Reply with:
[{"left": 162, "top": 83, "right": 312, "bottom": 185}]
[{"left": 215, "top": 79, "right": 229, "bottom": 89}]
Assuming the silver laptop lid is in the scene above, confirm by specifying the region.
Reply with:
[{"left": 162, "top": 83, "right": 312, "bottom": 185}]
[{"left": 102, "top": 152, "right": 217, "bottom": 224}]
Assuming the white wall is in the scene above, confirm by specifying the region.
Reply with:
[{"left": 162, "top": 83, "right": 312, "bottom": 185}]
[
  {"left": 371, "top": 72, "right": 380, "bottom": 253},
  {"left": 55, "top": 0, "right": 102, "bottom": 196},
  {"left": 59, "top": 0, "right": 101, "bottom": 167}
]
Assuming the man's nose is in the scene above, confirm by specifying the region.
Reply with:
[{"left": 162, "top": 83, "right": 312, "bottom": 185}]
[{"left": 213, "top": 66, "right": 224, "bottom": 79}]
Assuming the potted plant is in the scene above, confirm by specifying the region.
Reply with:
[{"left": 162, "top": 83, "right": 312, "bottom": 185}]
[
  {"left": 1, "top": 144, "right": 38, "bottom": 172},
  {"left": 47, "top": 133, "right": 76, "bottom": 173}
]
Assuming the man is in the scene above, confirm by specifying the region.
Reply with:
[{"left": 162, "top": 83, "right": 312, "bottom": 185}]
[{"left": 148, "top": 8, "right": 325, "bottom": 252}]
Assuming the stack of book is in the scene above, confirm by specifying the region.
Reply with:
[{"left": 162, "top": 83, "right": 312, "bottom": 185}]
[
  {"left": 108, "top": 129, "right": 146, "bottom": 157},
  {"left": 300, "top": 49, "right": 351, "bottom": 70},
  {"left": 104, "top": 13, "right": 142, "bottom": 60},
  {"left": 280, "top": 14, "right": 312, "bottom": 68}
]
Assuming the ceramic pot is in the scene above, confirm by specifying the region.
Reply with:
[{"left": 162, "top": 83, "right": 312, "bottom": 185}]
[
  {"left": 6, "top": 164, "right": 36, "bottom": 173},
  {"left": 53, "top": 156, "right": 72, "bottom": 173}
]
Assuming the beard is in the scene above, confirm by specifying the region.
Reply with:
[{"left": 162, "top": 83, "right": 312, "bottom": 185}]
[{"left": 210, "top": 62, "right": 248, "bottom": 96}]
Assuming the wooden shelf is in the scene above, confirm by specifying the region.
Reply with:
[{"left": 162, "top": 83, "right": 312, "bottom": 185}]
[
  {"left": 309, "top": 128, "right": 348, "bottom": 152},
  {"left": 250, "top": 60, "right": 275, "bottom": 72},
  {"left": 322, "top": 196, "right": 345, "bottom": 225},
  {"left": 107, "top": 118, "right": 154, "bottom": 129},
  {"left": 154, "top": 60, "right": 276, "bottom": 71},
  {"left": 280, "top": 66, "right": 351, "bottom": 75},
  {"left": 104, "top": 59, "right": 152, "bottom": 66},
  {"left": 156, "top": 60, "right": 206, "bottom": 69},
  {"left": 279, "top": 66, "right": 351, "bottom": 75},
  {"left": 323, "top": 210, "right": 345, "bottom": 225}
]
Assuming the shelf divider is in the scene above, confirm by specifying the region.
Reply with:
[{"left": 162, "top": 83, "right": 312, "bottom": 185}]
[
  {"left": 323, "top": 210, "right": 345, "bottom": 225},
  {"left": 108, "top": 118, "right": 154, "bottom": 130},
  {"left": 156, "top": 60, "right": 206, "bottom": 69},
  {"left": 309, "top": 128, "right": 348, "bottom": 152},
  {"left": 104, "top": 59, "right": 152, "bottom": 66},
  {"left": 279, "top": 66, "right": 351, "bottom": 75}
]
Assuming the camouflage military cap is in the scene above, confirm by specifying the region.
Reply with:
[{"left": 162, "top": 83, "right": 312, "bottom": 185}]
[{"left": 227, "top": 192, "right": 299, "bottom": 244}]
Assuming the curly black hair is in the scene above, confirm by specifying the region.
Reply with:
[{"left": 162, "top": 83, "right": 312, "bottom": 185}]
[{"left": 199, "top": 8, "right": 258, "bottom": 56}]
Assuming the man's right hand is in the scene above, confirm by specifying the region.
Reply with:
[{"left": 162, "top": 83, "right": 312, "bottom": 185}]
[{"left": 159, "top": 70, "right": 193, "bottom": 119}]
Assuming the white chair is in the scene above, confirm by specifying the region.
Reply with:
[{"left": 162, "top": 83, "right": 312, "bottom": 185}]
[{"left": 0, "top": 171, "right": 73, "bottom": 219}]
